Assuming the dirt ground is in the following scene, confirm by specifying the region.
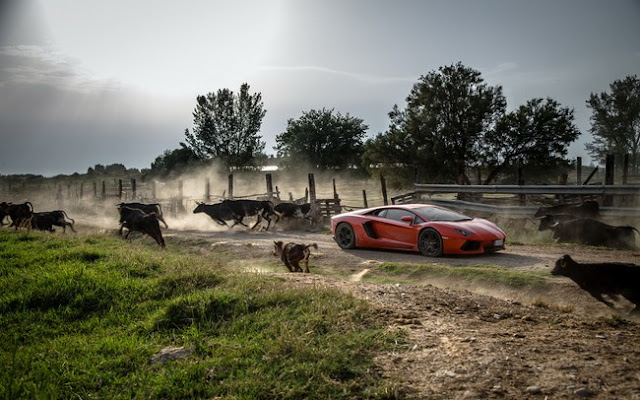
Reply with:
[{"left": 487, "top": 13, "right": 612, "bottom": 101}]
[{"left": 94, "top": 214, "right": 640, "bottom": 399}]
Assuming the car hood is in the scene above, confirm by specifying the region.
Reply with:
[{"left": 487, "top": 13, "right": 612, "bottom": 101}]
[{"left": 435, "top": 218, "right": 505, "bottom": 238}]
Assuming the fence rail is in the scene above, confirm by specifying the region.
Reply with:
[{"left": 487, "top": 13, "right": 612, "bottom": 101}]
[{"left": 413, "top": 184, "right": 640, "bottom": 196}]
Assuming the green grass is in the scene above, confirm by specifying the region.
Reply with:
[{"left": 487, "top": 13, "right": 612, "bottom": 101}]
[
  {"left": 368, "top": 261, "right": 549, "bottom": 288},
  {"left": 0, "top": 230, "right": 402, "bottom": 399}
]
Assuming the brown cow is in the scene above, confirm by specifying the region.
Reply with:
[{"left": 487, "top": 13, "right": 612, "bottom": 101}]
[
  {"left": 273, "top": 241, "right": 317, "bottom": 273},
  {"left": 119, "top": 207, "right": 165, "bottom": 247}
]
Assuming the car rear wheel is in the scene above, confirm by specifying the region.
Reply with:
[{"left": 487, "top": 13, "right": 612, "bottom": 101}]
[
  {"left": 418, "top": 228, "right": 443, "bottom": 257},
  {"left": 335, "top": 222, "right": 356, "bottom": 249}
]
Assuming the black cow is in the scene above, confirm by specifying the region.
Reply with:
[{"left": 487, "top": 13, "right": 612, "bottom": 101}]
[
  {"left": 193, "top": 202, "right": 238, "bottom": 227},
  {"left": 552, "top": 254, "right": 640, "bottom": 314},
  {"left": 118, "top": 207, "right": 165, "bottom": 247},
  {"left": 0, "top": 202, "right": 10, "bottom": 225},
  {"left": 537, "top": 214, "right": 579, "bottom": 231},
  {"left": 221, "top": 199, "right": 276, "bottom": 230},
  {"left": 273, "top": 202, "right": 320, "bottom": 225},
  {"left": 117, "top": 202, "right": 168, "bottom": 229},
  {"left": 534, "top": 200, "right": 600, "bottom": 219},
  {"left": 7, "top": 201, "right": 33, "bottom": 230},
  {"left": 31, "top": 210, "right": 76, "bottom": 233},
  {"left": 539, "top": 216, "right": 638, "bottom": 249}
]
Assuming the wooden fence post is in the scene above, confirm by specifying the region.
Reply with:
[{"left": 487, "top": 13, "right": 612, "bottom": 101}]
[
  {"left": 102, "top": 181, "right": 106, "bottom": 198},
  {"left": 205, "top": 178, "right": 210, "bottom": 201},
  {"left": 228, "top": 174, "right": 234, "bottom": 199},
  {"left": 604, "top": 154, "right": 615, "bottom": 206},
  {"left": 266, "top": 173, "right": 273, "bottom": 198},
  {"left": 332, "top": 178, "right": 338, "bottom": 200},
  {"left": 380, "top": 175, "right": 388, "bottom": 205},
  {"left": 176, "top": 180, "right": 185, "bottom": 214},
  {"left": 362, "top": 190, "right": 368, "bottom": 208},
  {"left": 131, "top": 179, "right": 136, "bottom": 199},
  {"left": 118, "top": 179, "right": 123, "bottom": 200},
  {"left": 622, "top": 154, "right": 629, "bottom": 185},
  {"left": 308, "top": 173, "right": 316, "bottom": 202},
  {"left": 517, "top": 161, "right": 525, "bottom": 206},
  {"left": 576, "top": 157, "right": 582, "bottom": 185}
]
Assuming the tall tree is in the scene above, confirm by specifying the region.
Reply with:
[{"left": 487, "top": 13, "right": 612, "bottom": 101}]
[
  {"left": 275, "top": 108, "right": 368, "bottom": 169},
  {"left": 363, "top": 62, "right": 506, "bottom": 184},
  {"left": 479, "top": 98, "right": 581, "bottom": 184},
  {"left": 585, "top": 75, "right": 640, "bottom": 172},
  {"left": 184, "top": 83, "right": 267, "bottom": 170}
]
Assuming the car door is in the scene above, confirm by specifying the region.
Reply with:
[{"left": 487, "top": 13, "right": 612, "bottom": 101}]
[{"left": 369, "top": 208, "right": 420, "bottom": 250}]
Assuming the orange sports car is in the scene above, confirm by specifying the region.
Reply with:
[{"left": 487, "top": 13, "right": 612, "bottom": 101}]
[{"left": 331, "top": 204, "right": 506, "bottom": 257}]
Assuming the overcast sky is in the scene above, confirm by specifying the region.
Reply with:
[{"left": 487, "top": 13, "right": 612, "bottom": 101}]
[{"left": 1, "top": 0, "right": 639, "bottom": 176}]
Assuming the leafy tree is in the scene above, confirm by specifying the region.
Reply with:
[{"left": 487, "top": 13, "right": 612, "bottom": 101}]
[
  {"left": 184, "top": 83, "right": 267, "bottom": 170},
  {"left": 363, "top": 62, "right": 506, "bottom": 185},
  {"left": 479, "top": 98, "right": 581, "bottom": 184},
  {"left": 585, "top": 75, "right": 640, "bottom": 172},
  {"left": 150, "top": 144, "right": 200, "bottom": 177},
  {"left": 275, "top": 108, "right": 368, "bottom": 169}
]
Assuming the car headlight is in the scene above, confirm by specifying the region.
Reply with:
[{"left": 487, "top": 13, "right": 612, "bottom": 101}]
[{"left": 453, "top": 228, "right": 473, "bottom": 237}]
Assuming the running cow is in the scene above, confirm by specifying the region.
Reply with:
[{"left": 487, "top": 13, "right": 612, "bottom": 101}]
[
  {"left": 117, "top": 202, "right": 168, "bottom": 230},
  {"left": 118, "top": 206, "right": 165, "bottom": 247},
  {"left": 7, "top": 201, "right": 33, "bottom": 230},
  {"left": 31, "top": 210, "right": 76, "bottom": 232},
  {"left": 221, "top": 199, "right": 277, "bottom": 230},
  {"left": 552, "top": 255, "right": 640, "bottom": 314},
  {"left": 539, "top": 216, "right": 638, "bottom": 249},
  {"left": 193, "top": 202, "right": 238, "bottom": 227},
  {"left": 273, "top": 202, "right": 320, "bottom": 225}
]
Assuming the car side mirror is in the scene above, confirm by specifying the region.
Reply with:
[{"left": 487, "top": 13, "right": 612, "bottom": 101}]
[{"left": 400, "top": 216, "right": 413, "bottom": 224}]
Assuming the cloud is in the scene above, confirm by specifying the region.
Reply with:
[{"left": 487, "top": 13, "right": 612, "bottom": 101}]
[{"left": 0, "top": 44, "right": 120, "bottom": 93}]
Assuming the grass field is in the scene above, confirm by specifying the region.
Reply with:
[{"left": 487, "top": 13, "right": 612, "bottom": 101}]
[{"left": 0, "top": 230, "right": 402, "bottom": 399}]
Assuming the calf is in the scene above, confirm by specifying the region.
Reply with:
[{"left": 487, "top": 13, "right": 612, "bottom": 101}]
[
  {"left": 273, "top": 241, "right": 318, "bottom": 273},
  {"left": 534, "top": 200, "right": 599, "bottom": 219},
  {"left": 31, "top": 210, "right": 75, "bottom": 233},
  {"left": 118, "top": 207, "right": 165, "bottom": 247},
  {"left": 222, "top": 199, "right": 276, "bottom": 230},
  {"left": 193, "top": 202, "right": 238, "bottom": 227},
  {"left": 539, "top": 216, "right": 638, "bottom": 249},
  {"left": 552, "top": 254, "right": 640, "bottom": 313},
  {"left": 8, "top": 201, "right": 33, "bottom": 230},
  {"left": 117, "top": 202, "right": 168, "bottom": 229}
]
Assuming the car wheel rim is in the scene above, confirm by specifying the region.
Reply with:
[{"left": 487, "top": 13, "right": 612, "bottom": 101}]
[
  {"left": 420, "top": 230, "right": 441, "bottom": 256},
  {"left": 337, "top": 226, "right": 353, "bottom": 247}
]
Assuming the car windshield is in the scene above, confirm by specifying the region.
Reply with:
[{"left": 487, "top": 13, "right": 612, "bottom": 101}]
[{"left": 413, "top": 206, "right": 472, "bottom": 222}]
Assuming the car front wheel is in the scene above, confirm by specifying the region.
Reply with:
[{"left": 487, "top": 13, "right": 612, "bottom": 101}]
[
  {"left": 418, "top": 228, "right": 443, "bottom": 257},
  {"left": 335, "top": 222, "right": 356, "bottom": 249}
]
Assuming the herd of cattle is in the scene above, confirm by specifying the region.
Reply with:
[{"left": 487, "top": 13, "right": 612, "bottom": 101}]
[
  {"left": 1, "top": 198, "right": 638, "bottom": 313},
  {"left": 534, "top": 200, "right": 639, "bottom": 249},
  {"left": 0, "top": 201, "right": 76, "bottom": 232},
  {"left": 0, "top": 199, "right": 320, "bottom": 249}
]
